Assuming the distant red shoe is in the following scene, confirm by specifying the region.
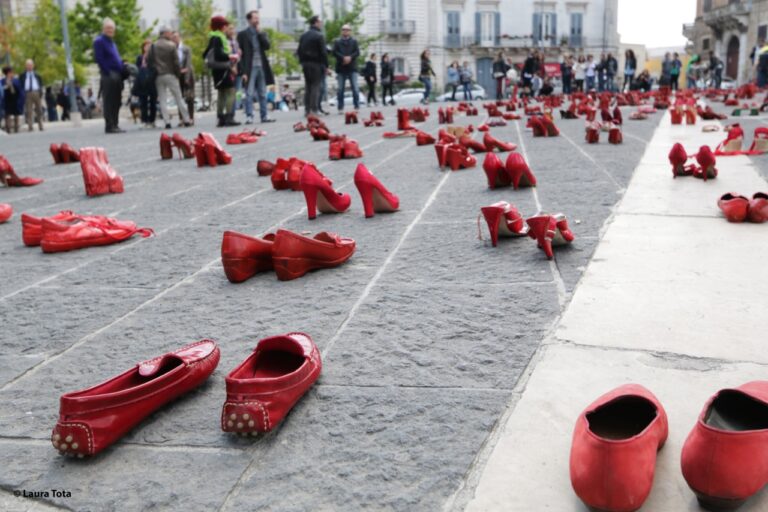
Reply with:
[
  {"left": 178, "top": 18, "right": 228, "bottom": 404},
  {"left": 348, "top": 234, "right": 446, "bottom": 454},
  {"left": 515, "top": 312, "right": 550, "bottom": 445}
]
[
  {"left": 541, "top": 116, "right": 560, "bottom": 136},
  {"left": 608, "top": 125, "right": 623, "bottom": 144},
  {"left": 50, "top": 143, "right": 63, "bottom": 164},
  {"left": 79, "top": 148, "right": 124, "bottom": 196},
  {"left": 748, "top": 192, "right": 768, "bottom": 223},
  {"left": 310, "top": 126, "right": 330, "bottom": 140},
  {"left": 226, "top": 132, "right": 259, "bottom": 144},
  {"left": 527, "top": 116, "right": 547, "bottom": 137},
  {"left": 482, "top": 152, "right": 511, "bottom": 189},
  {"left": 480, "top": 201, "right": 527, "bottom": 246},
  {"left": 300, "top": 163, "right": 351, "bottom": 219},
  {"left": 345, "top": 111, "right": 359, "bottom": 124},
  {"left": 328, "top": 136, "right": 345, "bottom": 160},
  {"left": 0, "top": 203, "right": 12, "bottom": 223},
  {"left": 505, "top": 153, "right": 536, "bottom": 189},
  {"left": 196, "top": 133, "right": 232, "bottom": 166},
  {"left": 459, "top": 135, "right": 488, "bottom": 153},
  {"left": 353, "top": 163, "right": 399, "bottom": 218},
  {"left": 446, "top": 144, "right": 477, "bottom": 171},
  {"left": 692, "top": 145, "right": 717, "bottom": 181},
  {"left": 257, "top": 159, "right": 275, "bottom": 176},
  {"left": 52, "top": 340, "right": 220, "bottom": 457},
  {"left": 717, "top": 193, "right": 750, "bottom": 222},
  {"left": 570, "top": 384, "right": 668, "bottom": 512},
  {"left": 415, "top": 131, "right": 436, "bottom": 146},
  {"left": 397, "top": 108, "right": 413, "bottom": 130},
  {"left": 612, "top": 106, "right": 623, "bottom": 125},
  {"left": 585, "top": 122, "right": 600, "bottom": 144},
  {"left": 40, "top": 216, "right": 153, "bottom": 253},
  {"left": 0, "top": 155, "right": 43, "bottom": 187},
  {"left": 293, "top": 122, "right": 306, "bottom": 132},
  {"left": 60, "top": 143, "right": 80, "bottom": 163},
  {"left": 160, "top": 133, "right": 173, "bottom": 159},
  {"left": 526, "top": 213, "right": 574, "bottom": 259},
  {"left": 271, "top": 229, "right": 355, "bottom": 281},
  {"left": 483, "top": 133, "right": 517, "bottom": 152},
  {"left": 438, "top": 129, "right": 457, "bottom": 143},
  {"left": 222, "top": 333, "right": 321, "bottom": 434},
  {"left": 221, "top": 231, "right": 276, "bottom": 283},
  {"left": 171, "top": 133, "right": 194, "bottom": 159}
]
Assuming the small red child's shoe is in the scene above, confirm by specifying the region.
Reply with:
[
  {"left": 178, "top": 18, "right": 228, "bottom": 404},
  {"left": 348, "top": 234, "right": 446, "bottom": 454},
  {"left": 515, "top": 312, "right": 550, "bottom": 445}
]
[
  {"left": 300, "top": 163, "right": 351, "bottom": 219},
  {"left": 221, "top": 231, "right": 276, "bottom": 283},
  {"left": 526, "top": 213, "right": 574, "bottom": 259},
  {"left": 717, "top": 193, "right": 750, "bottom": 222},
  {"left": 480, "top": 201, "right": 527, "bottom": 246},
  {"left": 271, "top": 229, "right": 355, "bottom": 281},
  {"left": 353, "top": 163, "right": 399, "bottom": 218},
  {"left": 505, "top": 153, "right": 536, "bottom": 189},
  {"left": 748, "top": 192, "right": 768, "bottom": 223},
  {"left": 0, "top": 203, "right": 12, "bottom": 223}
]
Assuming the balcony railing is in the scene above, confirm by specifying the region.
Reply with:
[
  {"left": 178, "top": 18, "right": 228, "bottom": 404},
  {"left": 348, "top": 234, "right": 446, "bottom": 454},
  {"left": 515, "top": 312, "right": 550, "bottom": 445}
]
[
  {"left": 380, "top": 19, "right": 415, "bottom": 35},
  {"left": 444, "top": 35, "right": 475, "bottom": 49},
  {"left": 703, "top": 1, "right": 749, "bottom": 25}
]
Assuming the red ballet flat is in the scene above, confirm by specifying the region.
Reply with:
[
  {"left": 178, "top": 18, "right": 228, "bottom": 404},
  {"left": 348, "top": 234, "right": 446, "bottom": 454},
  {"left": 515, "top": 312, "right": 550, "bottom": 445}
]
[{"left": 717, "top": 193, "right": 750, "bottom": 222}]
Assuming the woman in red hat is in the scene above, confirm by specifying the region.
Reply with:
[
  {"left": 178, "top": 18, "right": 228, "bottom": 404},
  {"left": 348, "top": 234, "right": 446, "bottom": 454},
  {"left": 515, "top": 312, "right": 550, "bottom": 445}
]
[{"left": 204, "top": 15, "right": 240, "bottom": 126}]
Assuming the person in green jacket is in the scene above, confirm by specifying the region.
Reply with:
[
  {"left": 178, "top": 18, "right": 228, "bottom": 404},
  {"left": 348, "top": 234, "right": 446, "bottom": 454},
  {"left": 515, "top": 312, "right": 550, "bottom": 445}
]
[{"left": 686, "top": 54, "right": 700, "bottom": 90}]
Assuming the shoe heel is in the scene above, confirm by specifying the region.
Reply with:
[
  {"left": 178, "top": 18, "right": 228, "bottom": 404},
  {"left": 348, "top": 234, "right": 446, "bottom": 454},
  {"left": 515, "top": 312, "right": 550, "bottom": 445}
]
[
  {"left": 356, "top": 182, "right": 375, "bottom": 218},
  {"left": 480, "top": 207, "right": 502, "bottom": 247},
  {"left": 222, "top": 257, "right": 260, "bottom": 283},
  {"left": 273, "top": 257, "right": 312, "bottom": 281},
  {"left": 694, "top": 491, "right": 746, "bottom": 511},
  {"left": 206, "top": 145, "right": 218, "bottom": 167},
  {"left": 303, "top": 186, "right": 319, "bottom": 220}
]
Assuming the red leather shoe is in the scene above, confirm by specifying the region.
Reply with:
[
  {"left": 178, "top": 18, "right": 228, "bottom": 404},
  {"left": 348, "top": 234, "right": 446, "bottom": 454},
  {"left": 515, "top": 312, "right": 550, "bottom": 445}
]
[
  {"left": 353, "top": 163, "right": 399, "bottom": 218},
  {"left": 171, "top": 133, "right": 194, "bottom": 159},
  {"left": 21, "top": 210, "right": 102, "bottom": 246},
  {"left": 0, "top": 156, "right": 43, "bottom": 187},
  {"left": 221, "top": 231, "right": 275, "bottom": 283},
  {"left": 483, "top": 133, "right": 517, "bottom": 152},
  {"left": 601, "top": 108, "right": 614, "bottom": 124},
  {"left": 52, "top": 340, "right": 220, "bottom": 457},
  {"left": 480, "top": 201, "right": 527, "bottom": 247},
  {"left": 717, "top": 193, "right": 750, "bottom": 223},
  {"left": 40, "top": 216, "right": 153, "bottom": 253},
  {"left": 612, "top": 106, "right": 623, "bottom": 126},
  {"left": 527, "top": 116, "right": 547, "bottom": 137},
  {"left": 482, "top": 152, "right": 511, "bottom": 189},
  {"left": 585, "top": 122, "right": 600, "bottom": 144},
  {"left": 459, "top": 135, "right": 488, "bottom": 153},
  {"left": 345, "top": 111, "right": 358, "bottom": 124},
  {"left": 693, "top": 146, "right": 717, "bottom": 181},
  {"left": 748, "top": 192, "right": 768, "bottom": 223},
  {"left": 541, "top": 116, "right": 560, "bottom": 136},
  {"left": 669, "top": 143, "right": 695, "bottom": 178},
  {"left": 271, "top": 229, "right": 355, "bottom": 281},
  {"left": 446, "top": 144, "right": 477, "bottom": 171},
  {"left": 257, "top": 159, "right": 275, "bottom": 176},
  {"left": 160, "top": 133, "right": 173, "bottom": 160},
  {"left": 435, "top": 142, "right": 449, "bottom": 169},
  {"left": 505, "top": 153, "right": 537, "bottom": 189},
  {"left": 685, "top": 106, "right": 698, "bottom": 125},
  {"left": 226, "top": 132, "right": 259, "bottom": 145},
  {"left": 0, "top": 203, "right": 11, "bottom": 223},
  {"left": 570, "top": 384, "right": 668, "bottom": 512},
  {"left": 343, "top": 138, "right": 363, "bottom": 159},
  {"left": 198, "top": 133, "right": 231, "bottom": 166},
  {"left": 300, "top": 163, "right": 351, "bottom": 220},
  {"left": 670, "top": 106, "right": 684, "bottom": 125},
  {"left": 193, "top": 138, "right": 207, "bottom": 167},
  {"left": 438, "top": 107, "right": 445, "bottom": 124},
  {"left": 310, "top": 126, "right": 330, "bottom": 141},
  {"left": 60, "top": 143, "right": 80, "bottom": 163},
  {"left": 526, "top": 213, "right": 574, "bottom": 260},
  {"left": 50, "top": 143, "right": 63, "bottom": 164},
  {"left": 681, "top": 381, "right": 768, "bottom": 511},
  {"left": 608, "top": 126, "right": 623, "bottom": 144},
  {"left": 222, "top": 333, "right": 321, "bottom": 435},
  {"left": 715, "top": 124, "right": 745, "bottom": 155},
  {"left": 328, "top": 136, "right": 345, "bottom": 160},
  {"left": 286, "top": 158, "right": 308, "bottom": 191},
  {"left": 438, "top": 129, "right": 457, "bottom": 144},
  {"left": 79, "top": 148, "right": 123, "bottom": 196},
  {"left": 415, "top": 131, "right": 436, "bottom": 146}
]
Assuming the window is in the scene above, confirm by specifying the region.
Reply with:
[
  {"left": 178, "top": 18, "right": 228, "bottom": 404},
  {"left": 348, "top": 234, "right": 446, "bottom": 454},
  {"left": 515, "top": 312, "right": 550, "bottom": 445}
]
[
  {"left": 230, "top": 0, "right": 246, "bottom": 28},
  {"left": 760, "top": 25, "right": 768, "bottom": 43},
  {"left": 570, "top": 12, "right": 583, "bottom": 47},
  {"left": 475, "top": 11, "right": 500, "bottom": 46},
  {"left": 390, "top": 0, "right": 404, "bottom": 20},
  {"left": 332, "top": 0, "right": 348, "bottom": 16},
  {"left": 446, "top": 11, "right": 461, "bottom": 48},
  {"left": 533, "top": 12, "right": 557, "bottom": 46},
  {"left": 283, "top": 0, "right": 296, "bottom": 19},
  {"left": 703, "top": 0, "right": 712, "bottom": 11},
  {"left": 702, "top": 37, "right": 710, "bottom": 51},
  {"left": 392, "top": 57, "right": 405, "bottom": 76}
]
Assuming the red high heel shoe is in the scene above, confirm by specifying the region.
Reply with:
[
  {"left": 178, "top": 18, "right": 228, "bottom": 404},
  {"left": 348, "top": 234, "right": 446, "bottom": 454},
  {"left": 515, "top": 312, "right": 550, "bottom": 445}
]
[
  {"left": 50, "top": 143, "right": 63, "bottom": 164},
  {"left": 685, "top": 106, "right": 697, "bottom": 125},
  {"left": 446, "top": 144, "right": 477, "bottom": 171},
  {"left": 612, "top": 106, "right": 623, "bottom": 125},
  {"left": 541, "top": 116, "right": 560, "bottom": 136},
  {"left": 585, "top": 122, "right": 600, "bottom": 144},
  {"left": 257, "top": 159, "right": 275, "bottom": 176},
  {"left": 343, "top": 138, "right": 363, "bottom": 159},
  {"left": 479, "top": 201, "right": 527, "bottom": 246},
  {"left": 668, "top": 143, "right": 694, "bottom": 177},
  {"left": 608, "top": 125, "right": 623, "bottom": 144},
  {"left": 79, "top": 148, "right": 123, "bottom": 196},
  {"left": 670, "top": 106, "right": 684, "bottom": 124},
  {"left": 270, "top": 158, "right": 291, "bottom": 190},
  {"left": 201, "top": 133, "right": 232, "bottom": 165},
  {"left": 748, "top": 192, "right": 768, "bottom": 223},
  {"left": 59, "top": 143, "right": 80, "bottom": 163},
  {"left": 438, "top": 129, "right": 457, "bottom": 144},
  {"left": 221, "top": 231, "right": 275, "bottom": 282},
  {"left": 483, "top": 133, "right": 517, "bottom": 152},
  {"left": 160, "top": 133, "right": 173, "bottom": 160},
  {"left": 300, "top": 163, "right": 351, "bottom": 219},
  {"left": 222, "top": 333, "right": 321, "bottom": 434},
  {"left": 600, "top": 108, "right": 613, "bottom": 124},
  {"left": 193, "top": 138, "right": 207, "bottom": 167},
  {"left": 52, "top": 340, "right": 219, "bottom": 457},
  {"left": 0, "top": 156, "right": 43, "bottom": 187},
  {"left": 526, "top": 213, "right": 574, "bottom": 259},
  {"left": 505, "top": 153, "right": 536, "bottom": 189},
  {"left": 715, "top": 124, "right": 745, "bottom": 155},
  {"left": 748, "top": 126, "right": 768, "bottom": 153},
  {"left": 415, "top": 131, "right": 436, "bottom": 146},
  {"left": 397, "top": 108, "right": 413, "bottom": 130},
  {"left": 345, "top": 111, "right": 358, "bottom": 124},
  {"left": 271, "top": 229, "right": 355, "bottom": 281},
  {"left": 353, "top": 163, "right": 399, "bottom": 218},
  {"left": 287, "top": 158, "right": 308, "bottom": 191},
  {"left": 0, "top": 203, "right": 12, "bottom": 223},
  {"left": 438, "top": 107, "right": 445, "bottom": 124},
  {"left": 459, "top": 135, "right": 488, "bottom": 153},
  {"left": 482, "top": 152, "right": 512, "bottom": 189},
  {"left": 692, "top": 145, "right": 717, "bottom": 181},
  {"left": 527, "top": 116, "right": 547, "bottom": 137},
  {"left": 171, "top": 133, "right": 194, "bottom": 159},
  {"left": 435, "top": 142, "right": 449, "bottom": 169},
  {"left": 717, "top": 193, "right": 750, "bottom": 222}
]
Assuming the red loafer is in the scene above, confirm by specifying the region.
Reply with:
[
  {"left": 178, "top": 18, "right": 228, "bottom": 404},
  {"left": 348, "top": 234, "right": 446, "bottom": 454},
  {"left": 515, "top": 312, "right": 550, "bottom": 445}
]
[
  {"left": 221, "top": 231, "right": 275, "bottom": 283},
  {"left": 718, "top": 193, "right": 750, "bottom": 223},
  {"left": 748, "top": 192, "right": 768, "bottom": 223},
  {"left": 222, "top": 333, "right": 321, "bottom": 435},
  {"left": 22, "top": 210, "right": 99, "bottom": 247},
  {"left": 52, "top": 340, "right": 219, "bottom": 457},
  {"left": 40, "top": 216, "right": 153, "bottom": 253},
  {"left": 681, "top": 381, "right": 768, "bottom": 511},
  {"left": 0, "top": 203, "right": 12, "bottom": 223},
  {"left": 570, "top": 384, "right": 668, "bottom": 512},
  {"left": 271, "top": 229, "right": 355, "bottom": 281}
]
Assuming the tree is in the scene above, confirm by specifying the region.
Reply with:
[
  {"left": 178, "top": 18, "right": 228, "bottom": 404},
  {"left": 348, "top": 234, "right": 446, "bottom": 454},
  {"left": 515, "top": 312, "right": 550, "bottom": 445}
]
[{"left": 264, "top": 28, "right": 300, "bottom": 77}]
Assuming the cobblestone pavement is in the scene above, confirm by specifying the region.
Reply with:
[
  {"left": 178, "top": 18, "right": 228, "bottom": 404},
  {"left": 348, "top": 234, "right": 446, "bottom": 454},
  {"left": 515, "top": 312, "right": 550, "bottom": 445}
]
[{"left": 0, "top": 105, "right": 661, "bottom": 511}]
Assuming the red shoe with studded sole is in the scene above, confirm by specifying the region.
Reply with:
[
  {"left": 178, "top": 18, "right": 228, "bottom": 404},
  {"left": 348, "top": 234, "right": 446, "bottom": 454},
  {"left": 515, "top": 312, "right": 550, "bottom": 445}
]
[
  {"left": 221, "top": 231, "right": 276, "bottom": 283},
  {"left": 271, "top": 229, "right": 355, "bottom": 281}
]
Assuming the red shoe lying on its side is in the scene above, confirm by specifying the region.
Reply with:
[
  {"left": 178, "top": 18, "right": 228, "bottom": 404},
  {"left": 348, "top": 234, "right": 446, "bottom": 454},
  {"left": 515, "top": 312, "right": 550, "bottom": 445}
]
[
  {"left": 0, "top": 155, "right": 43, "bottom": 187},
  {"left": 40, "top": 216, "right": 153, "bottom": 253}
]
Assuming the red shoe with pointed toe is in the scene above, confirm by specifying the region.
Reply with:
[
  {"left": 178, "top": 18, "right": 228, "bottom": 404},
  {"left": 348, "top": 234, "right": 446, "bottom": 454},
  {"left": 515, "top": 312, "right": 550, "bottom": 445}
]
[
  {"left": 343, "top": 139, "right": 363, "bottom": 159},
  {"left": 171, "top": 133, "right": 194, "bottom": 159},
  {"left": 0, "top": 203, "right": 11, "bottom": 223},
  {"left": 669, "top": 143, "right": 695, "bottom": 178},
  {"left": 257, "top": 159, "right": 275, "bottom": 176},
  {"left": 681, "top": 381, "right": 768, "bottom": 511},
  {"left": 446, "top": 144, "right": 477, "bottom": 171},
  {"left": 221, "top": 231, "right": 275, "bottom": 283},
  {"left": 50, "top": 143, "right": 63, "bottom": 164},
  {"left": 79, "top": 148, "right": 123, "bottom": 196},
  {"left": 717, "top": 193, "right": 750, "bottom": 222},
  {"left": 483, "top": 133, "right": 517, "bottom": 152},
  {"left": 482, "top": 152, "right": 511, "bottom": 189},
  {"left": 0, "top": 156, "right": 43, "bottom": 187},
  {"left": 416, "top": 131, "right": 436, "bottom": 146},
  {"left": 199, "top": 133, "right": 231, "bottom": 166},
  {"left": 459, "top": 135, "right": 488, "bottom": 153},
  {"left": 300, "top": 163, "right": 351, "bottom": 219},
  {"left": 271, "top": 229, "right": 355, "bottom": 281},
  {"left": 60, "top": 143, "right": 80, "bottom": 163},
  {"left": 693, "top": 146, "right": 717, "bottom": 181},
  {"left": 570, "top": 384, "right": 668, "bottom": 512},
  {"left": 541, "top": 116, "right": 560, "bottom": 136},
  {"left": 52, "top": 340, "right": 220, "bottom": 457},
  {"left": 222, "top": 333, "right": 321, "bottom": 434},
  {"left": 505, "top": 153, "right": 537, "bottom": 189},
  {"left": 480, "top": 201, "right": 527, "bottom": 246},
  {"left": 160, "top": 133, "right": 173, "bottom": 159},
  {"left": 353, "top": 163, "right": 399, "bottom": 218},
  {"left": 40, "top": 216, "right": 153, "bottom": 253},
  {"left": 526, "top": 213, "right": 574, "bottom": 259},
  {"left": 748, "top": 192, "right": 768, "bottom": 223}
]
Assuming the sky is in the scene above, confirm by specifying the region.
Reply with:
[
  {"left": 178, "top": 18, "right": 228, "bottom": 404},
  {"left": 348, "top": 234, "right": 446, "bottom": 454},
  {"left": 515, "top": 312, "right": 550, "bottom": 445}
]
[{"left": 618, "top": 0, "right": 697, "bottom": 48}]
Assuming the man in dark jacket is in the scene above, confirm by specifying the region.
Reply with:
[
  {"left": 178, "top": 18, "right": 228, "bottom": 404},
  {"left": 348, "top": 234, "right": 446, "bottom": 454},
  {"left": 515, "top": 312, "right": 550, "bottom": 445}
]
[
  {"left": 93, "top": 18, "right": 126, "bottom": 133},
  {"left": 605, "top": 53, "right": 618, "bottom": 92},
  {"left": 19, "top": 59, "right": 44, "bottom": 131},
  {"left": 298, "top": 16, "right": 328, "bottom": 117},
  {"left": 332, "top": 24, "right": 360, "bottom": 112},
  {"left": 237, "top": 10, "right": 275, "bottom": 123}
]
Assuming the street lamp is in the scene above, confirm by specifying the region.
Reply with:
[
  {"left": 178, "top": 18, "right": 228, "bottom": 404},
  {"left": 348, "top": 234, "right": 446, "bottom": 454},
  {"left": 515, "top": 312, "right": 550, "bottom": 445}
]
[{"left": 58, "top": 0, "right": 81, "bottom": 126}]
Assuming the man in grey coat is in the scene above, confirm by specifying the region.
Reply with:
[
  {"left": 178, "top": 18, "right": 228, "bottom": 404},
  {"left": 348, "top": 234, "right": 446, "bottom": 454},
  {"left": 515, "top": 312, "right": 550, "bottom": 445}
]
[
  {"left": 149, "top": 26, "right": 192, "bottom": 128},
  {"left": 236, "top": 10, "right": 275, "bottom": 124}
]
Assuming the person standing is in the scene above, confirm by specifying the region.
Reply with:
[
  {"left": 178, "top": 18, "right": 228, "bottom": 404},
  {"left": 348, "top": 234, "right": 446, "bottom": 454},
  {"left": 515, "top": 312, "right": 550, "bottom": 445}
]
[
  {"left": 574, "top": 55, "right": 586, "bottom": 92},
  {"left": 332, "top": 24, "right": 360, "bottom": 112},
  {"left": 237, "top": 10, "right": 275, "bottom": 124},
  {"left": 173, "top": 32, "right": 196, "bottom": 122},
  {"left": 561, "top": 55, "right": 573, "bottom": 95},
  {"left": 45, "top": 86, "right": 58, "bottom": 122},
  {"left": 671, "top": 52, "right": 682, "bottom": 91},
  {"left": 380, "top": 53, "right": 395, "bottom": 105},
  {"left": 585, "top": 55, "right": 596, "bottom": 91},
  {"left": 133, "top": 39, "right": 157, "bottom": 128},
  {"left": 492, "top": 51, "right": 510, "bottom": 100},
  {"left": 522, "top": 50, "right": 537, "bottom": 94},
  {"left": 297, "top": 15, "right": 328, "bottom": 117},
  {"left": 460, "top": 61, "right": 473, "bottom": 100},
  {"left": 446, "top": 61, "right": 460, "bottom": 101},
  {"left": 419, "top": 49, "right": 436, "bottom": 104},
  {"left": 19, "top": 59, "right": 44, "bottom": 131},
  {"left": 686, "top": 54, "right": 700, "bottom": 89},
  {"left": 605, "top": 52, "right": 618, "bottom": 92},
  {"left": 56, "top": 85, "right": 70, "bottom": 121},
  {"left": 757, "top": 42, "right": 768, "bottom": 87},
  {"left": 93, "top": 18, "right": 126, "bottom": 133},
  {"left": 596, "top": 53, "right": 607, "bottom": 92},
  {"left": 623, "top": 49, "right": 636, "bottom": 92},
  {"left": 204, "top": 15, "right": 240, "bottom": 127},
  {"left": 709, "top": 51, "right": 723, "bottom": 89},
  {"left": 149, "top": 26, "right": 192, "bottom": 129},
  {"left": 1, "top": 67, "right": 23, "bottom": 133},
  {"left": 362, "top": 53, "right": 377, "bottom": 106}
]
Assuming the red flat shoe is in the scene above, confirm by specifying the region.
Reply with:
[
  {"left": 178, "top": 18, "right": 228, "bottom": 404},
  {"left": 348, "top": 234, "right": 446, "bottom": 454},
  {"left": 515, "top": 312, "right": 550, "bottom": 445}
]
[
  {"left": 353, "top": 163, "right": 399, "bottom": 218},
  {"left": 22, "top": 210, "right": 106, "bottom": 247},
  {"left": 482, "top": 152, "right": 511, "bottom": 189},
  {"left": 328, "top": 136, "right": 345, "bottom": 160},
  {"left": 40, "top": 216, "right": 153, "bottom": 253},
  {"left": 50, "top": 143, "right": 63, "bottom": 164},
  {"left": 415, "top": 131, "right": 436, "bottom": 146},
  {"left": 479, "top": 201, "right": 527, "bottom": 247},
  {"left": 226, "top": 132, "right": 259, "bottom": 145},
  {"left": 526, "top": 213, "right": 574, "bottom": 259},
  {"left": 221, "top": 231, "right": 275, "bottom": 283},
  {"left": 459, "top": 135, "right": 488, "bottom": 153},
  {"left": 257, "top": 159, "right": 275, "bottom": 176},
  {"left": 79, "top": 148, "right": 123, "bottom": 196},
  {"left": 60, "top": 143, "right": 80, "bottom": 163},
  {"left": 342, "top": 139, "right": 363, "bottom": 159},
  {"left": 748, "top": 192, "right": 768, "bottom": 223},
  {"left": 171, "top": 133, "right": 194, "bottom": 159},
  {"left": 681, "top": 381, "right": 768, "bottom": 511},
  {"left": 0, "top": 156, "right": 43, "bottom": 187},
  {"left": 271, "top": 229, "right": 355, "bottom": 281},
  {"left": 160, "top": 133, "right": 173, "bottom": 160},
  {"left": 692, "top": 146, "right": 717, "bottom": 181},
  {"left": 717, "top": 193, "right": 750, "bottom": 222},
  {"left": 483, "top": 133, "right": 517, "bottom": 152},
  {"left": 0, "top": 203, "right": 12, "bottom": 223},
  {"left": 222, "top": 333, "right": 321, "bottom": 435},
  {"left": 669, "top": 143, "right": 695, "bottom": 178},
  {"left": 300, "top": 163, "right": 351, "bottom": 220},
  {"left": 52, "top": 340, "right": 220, "bottom": 457},
  {"left": 570, "top": 384, "right": 668, "bottom": 512},
  {"left": 446, "top": 144, "right": 477, "bottom": 171},
  {"left": 505, "top": 153, "right": 536, "bottom": 189}
]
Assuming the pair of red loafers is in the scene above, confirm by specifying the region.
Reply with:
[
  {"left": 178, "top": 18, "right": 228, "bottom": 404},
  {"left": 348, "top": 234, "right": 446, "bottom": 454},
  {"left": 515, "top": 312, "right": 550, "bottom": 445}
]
[
  {"left": 221, "top": 228, "right": 355, "bottom": 282},
  {"left": 479, "top": 201, "right": 575, "bottom": 259},
  {"left": 79, "top": 148, "right": 124, "bottom": 196},
  {"left": 482, "top": 152, "right": 537, "bottom": 190},
  {"left": 571, "top": 382, "right": 768, "bottom": 512},
  {"left": 52, "top": 333, "right": 322, "bottom": 457},
  {"left": 20, "top": 210, "right": 153, "bottom": 253},
  {"left": 159, "top": 133, "right": 195, "bottom": 160},
  {"left": 193, "top": 133, "right": 232, "bottom": 167},
  {"left": 527, "top": 115, "right": 560, "bottom": 137},
  {"left": 668, "top": 143, "right": 718, "bottom": 180},
  {"left": 0, "top": 155, "right": 43, "bottom": 187},
  {"left": 328, "top": 135, "right": 363, "bottom": 160},
  {"left": 718, "top": 192, "right": 768, "bottom": 223},
  {"left": 49, "top": 143, "right": 80, "bottom": 164},
  {"left": 0, "top": 203, "right": 12, "bottom": 223}
]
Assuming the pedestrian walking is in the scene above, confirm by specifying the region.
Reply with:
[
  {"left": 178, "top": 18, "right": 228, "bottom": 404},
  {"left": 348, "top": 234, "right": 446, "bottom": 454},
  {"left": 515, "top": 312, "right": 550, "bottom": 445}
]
[
  {"left": 574, "top": 55, "right": 586, "bottom": 92},
  {"left": 380, "top": 53, "right": 395, "bottom": 105},
  {"left": 670, "top": 52, "right": 682, "bottom": 91},
  {"left": 93, "top": 18, "right": 127, "bottom": 133},
  {"left": 332, "top": 24, "right": 361, "bottom": 112},
  {"left": 585, "top": 55, "right": 596, "bottom": 91},
  {"left": 237, "top": 10, "right": 275, "bottom": 124},
  {"left": 19, "top": 59, "right": 44, "bottom": 131},
  {"left": 173, "top": 32, "right": 196, "bottom": 122},
  {"left": 56, "top": 85, "right": 70, "bottom": 121},
  {"left": 204, "top": 15, "right": 240, "bottom": 127},
  {"left": 225, "top": 24, "right": 243, "bottom": 118},
  {"left": 1, "top": 66, "right": 23, "bottom": 133},
  {"left": 623, "top": 49, "right": 636, "bottom": 92},
  {"left": 133, "top": 39, "right": 157, "bottom": 128},
  {"left": 363, "top": 53, "right": 377, "bottom": 106},
  {"left": 297, "top": 15, "right": 328, "bottom": 117},
  {"left": 149, "top": 26, "right": 192, "bottom": 129},
  {"left": 708, "top": 51, "right": 723, "bottom": 89},
  {"left": 459, "top": 61, "right": 473, "bottom": 100},
  {"left": 446, "top": 61, "right": 460, "bottom": 101},
  {"left": 45, "top": 86, "right": 58, "bottom": 122},
  {"left": 492, "top": 51, "right": 510, "bottom": 100},
  {"left": 419, "top": 49, "right": 436, "bottom": 104},
  {"left": 561, "top": 55, "right": 573, "bottom": 95}
]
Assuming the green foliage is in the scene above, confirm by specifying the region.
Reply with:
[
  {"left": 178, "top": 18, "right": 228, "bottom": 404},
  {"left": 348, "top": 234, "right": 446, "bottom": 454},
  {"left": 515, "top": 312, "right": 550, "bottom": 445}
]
[
  {"left": 176, "top": 0, "right": 215, "bottom": 77},
  {"left": 68, "top": 0, "right": 155, "bottom": 66},
  {"left": 264, "top": 28, "right": 300, "bottom": 77}
]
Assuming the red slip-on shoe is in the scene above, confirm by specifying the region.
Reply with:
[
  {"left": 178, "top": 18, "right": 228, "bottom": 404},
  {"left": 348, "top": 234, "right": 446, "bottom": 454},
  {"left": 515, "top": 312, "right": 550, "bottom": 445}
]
[
  {"left": 570, "top": 384, "right": 668, "bottom": 512},
  {"left": 40, "top": 216, "right": 153, "bottom": 253},
  {"left": 717, "top": 193, "right": 750, "bottom": 223},
  {"left": 160, "top": 133, "right": 173, "bottom": 160},
  {"left": 483, "top": 133, "right": 517, "bottom": 153},
  {"left": 272, "top": 229, "right": 355, "bottom": 281},
  {"left": 222, "top": 333, "right": 321, "bottom": 435},
  {"left": 0, "top": 203, "right": 12, "bottom": 223},
  {"left": 257, "top": 159, "right": 275, "bottom": 176},
  {"left": 50, "top": 143, "right": 63, "bottom": 164},
  {"left": 0, "top": 156, "right": 43, "bottom": 187},
  {"left": 479, "top": 201, "right": 527, "bottom": 247},
  {"left": 342, "top": 139, "right": 363, "bottom": 159},
  {"left": 52, "top": 340, "right": 220, "bottom": 457},
  {"left": 415, "top": 131, "right": 436, "bottom": 146},
  {"left": 21, "top": 210, "right": 108, "bottom": 247},
  {"left": 669, "top": 143, "right": 695, "bottom": 178},
  {"left": 681, "top": 381, "right": 768, "bottom": 511},
  {"left": 482, "top": 152, "right": 512, "bottom": 190},
  {"left": 446, "top": 144, "right": 477, "bottom": 171},
  {"left": 526, "top": 213, "right": 574, "bottom": 260},
  {"left": 459, "top": 135, "right": 488, "bottom": 154},
  {"left": 353, "top": 163, "right": 399, "bottom": 218},
  {"left": 300, "top": 163, "right": 351, "bottom": 220},
  {"left": 171, "top": 133, "right": 194, "bottom": 159},
  {"left": 221, "top": 231, "right": 275, "bottom": 283},
  {"left": 505, "top": 153, "right": 536, "bottom": 189},
  {"left": 748, "top": 192, "right": 768, "bottom": 223},
  {"left": 692, "top": 146, "right": 718, "bottom": 181}
]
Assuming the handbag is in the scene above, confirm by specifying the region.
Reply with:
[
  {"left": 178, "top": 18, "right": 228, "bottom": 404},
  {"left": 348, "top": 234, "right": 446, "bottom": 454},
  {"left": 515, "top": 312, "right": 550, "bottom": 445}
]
[
  {"left": 205, "top": 49, "right": 231, "bottom": 71},
  {"left": 381, "top": 76, "right": 392, "bottom": 86}
]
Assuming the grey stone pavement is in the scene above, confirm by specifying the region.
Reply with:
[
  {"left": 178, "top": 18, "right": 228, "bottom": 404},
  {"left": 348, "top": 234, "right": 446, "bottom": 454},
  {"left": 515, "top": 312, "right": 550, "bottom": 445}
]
[{"left": 0, "top": 103, "right": 661, "bottom": 511}]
